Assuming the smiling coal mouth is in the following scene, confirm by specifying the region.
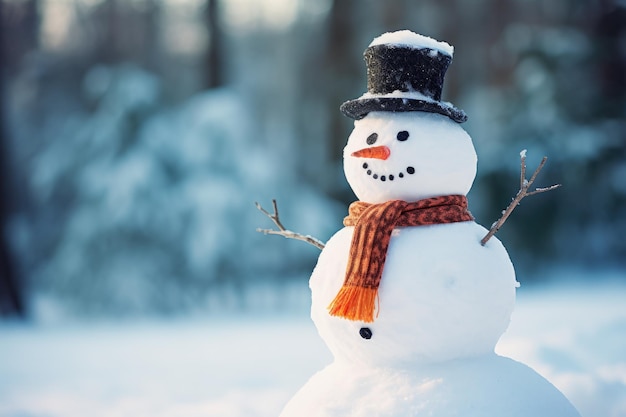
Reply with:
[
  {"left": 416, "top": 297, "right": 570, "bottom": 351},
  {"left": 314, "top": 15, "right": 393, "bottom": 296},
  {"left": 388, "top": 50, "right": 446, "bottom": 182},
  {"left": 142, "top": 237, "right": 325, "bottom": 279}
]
[{"left": 361, "top": 162, "right": 415, "bottom": 182}]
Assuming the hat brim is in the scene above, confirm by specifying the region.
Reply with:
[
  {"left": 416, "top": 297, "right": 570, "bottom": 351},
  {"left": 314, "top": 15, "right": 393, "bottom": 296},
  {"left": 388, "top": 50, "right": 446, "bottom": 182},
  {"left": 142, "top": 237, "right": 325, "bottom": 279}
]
[{"left": 340, "top": 97, "right": 467, "bottom": 123}]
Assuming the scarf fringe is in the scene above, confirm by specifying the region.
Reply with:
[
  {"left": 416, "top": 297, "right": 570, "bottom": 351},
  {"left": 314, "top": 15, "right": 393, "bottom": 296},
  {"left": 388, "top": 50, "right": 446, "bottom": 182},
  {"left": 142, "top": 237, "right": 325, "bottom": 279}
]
[{"left": 327, "top": 286, "right": 378, "bottom": 323}]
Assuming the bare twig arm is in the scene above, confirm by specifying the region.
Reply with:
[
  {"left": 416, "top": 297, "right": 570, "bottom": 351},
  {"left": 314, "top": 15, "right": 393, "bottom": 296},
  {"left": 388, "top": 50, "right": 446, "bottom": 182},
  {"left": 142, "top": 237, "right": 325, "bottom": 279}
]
[
  {"left": 256, "top": 227, "right": 326, "bottom": 250},
  {"left": 526, "top": 184, "right": 562, "bottom": 196},
  {"left": 481, "top": 151, "right": 561, "bottom": 246},
  {"left": 520, "top": 150, "right": 527, "bottom": 189},
  {"left": 255, "top": 200, "right": 326, "bottom": 250}
]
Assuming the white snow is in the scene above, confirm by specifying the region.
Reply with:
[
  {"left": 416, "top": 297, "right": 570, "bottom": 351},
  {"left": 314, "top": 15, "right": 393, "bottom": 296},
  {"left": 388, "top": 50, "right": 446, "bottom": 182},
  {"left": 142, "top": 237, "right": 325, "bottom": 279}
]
[
  {"left": 287, "top": 219, "right": 580, "bottom": 416},
  {"left": 281, "top": 353, "right": 578, "bottom": 417},
  {"left": 357, "top": 91, "right": 462, "bottom": 114},
  {"left": 343, "top": 112, "right": 477, "bottom": 204},
  {"left": 309, "top": 222, "right": 516, "bottom": 367},
  {"left": 0, "top": 275, "right": 624, "bottom": 417},
  {"left": 369, "top": 30, "right": 454, "bottom": 56},
  {"left": 359, "top": 90, "right": 437, "bottom": 102}
]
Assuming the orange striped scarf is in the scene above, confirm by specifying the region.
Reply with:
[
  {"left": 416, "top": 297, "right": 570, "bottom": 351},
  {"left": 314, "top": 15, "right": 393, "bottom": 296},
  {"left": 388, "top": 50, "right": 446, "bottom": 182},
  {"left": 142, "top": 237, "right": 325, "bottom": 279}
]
[{"left": 327, "top": 195, "right": 474, "bottom": 323}]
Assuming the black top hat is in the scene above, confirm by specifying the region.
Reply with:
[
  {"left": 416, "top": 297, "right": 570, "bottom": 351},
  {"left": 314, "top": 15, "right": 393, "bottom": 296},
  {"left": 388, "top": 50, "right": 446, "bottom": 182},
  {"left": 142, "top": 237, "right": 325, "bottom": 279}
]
[{"left": 340, "top": 40, "right": 467, "bottom": 123}]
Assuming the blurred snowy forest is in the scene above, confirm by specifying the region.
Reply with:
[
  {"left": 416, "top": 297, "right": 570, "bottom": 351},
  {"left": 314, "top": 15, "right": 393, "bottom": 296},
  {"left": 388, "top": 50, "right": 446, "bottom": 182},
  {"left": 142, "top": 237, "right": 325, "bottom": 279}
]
[{"left": 1, "top": 0, "right": 625, "bottom": 319}]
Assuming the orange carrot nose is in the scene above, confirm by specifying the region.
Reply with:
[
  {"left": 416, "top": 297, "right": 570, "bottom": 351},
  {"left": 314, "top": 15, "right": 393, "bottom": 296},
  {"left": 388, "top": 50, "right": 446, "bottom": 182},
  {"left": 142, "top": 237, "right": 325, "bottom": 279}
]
[{"left": 351, "top": 146, "right": 390, "bottom": 160}]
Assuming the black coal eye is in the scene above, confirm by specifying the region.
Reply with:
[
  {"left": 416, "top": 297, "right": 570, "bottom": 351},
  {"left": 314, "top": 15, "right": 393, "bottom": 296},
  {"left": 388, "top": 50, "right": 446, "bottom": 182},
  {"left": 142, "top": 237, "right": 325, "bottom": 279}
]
[
  {"left": 366, "top": 133, "right": 378, "bottom": 145},
  {"left": 397, "top": 131, "right": 409, "bottom": 141}
]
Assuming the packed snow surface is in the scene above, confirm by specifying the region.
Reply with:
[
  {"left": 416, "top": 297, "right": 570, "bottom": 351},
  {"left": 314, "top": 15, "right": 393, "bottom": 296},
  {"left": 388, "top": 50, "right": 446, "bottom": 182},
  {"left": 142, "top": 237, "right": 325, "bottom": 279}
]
[
  {"left": 280, "top": 354, "right": 578, "bottom": 417},
  {"left": 309, "top": 222, "right": 515, "bottom": 366},
  {"left": 369, "top": 30, "right": 454, "bottom": 56},
  {"left": 343, "top": 112, "right": 476, "bottom": 204},
  {"left": 0, "top": 275, "right": 624, "bottom": 417}
]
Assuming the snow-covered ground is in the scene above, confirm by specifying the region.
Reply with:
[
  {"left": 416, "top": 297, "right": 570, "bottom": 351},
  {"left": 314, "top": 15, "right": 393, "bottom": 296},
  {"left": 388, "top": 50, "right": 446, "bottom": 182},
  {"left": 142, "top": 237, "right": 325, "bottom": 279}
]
[{"left": 1, "top": 269, "right": 625, "bottom": 417}]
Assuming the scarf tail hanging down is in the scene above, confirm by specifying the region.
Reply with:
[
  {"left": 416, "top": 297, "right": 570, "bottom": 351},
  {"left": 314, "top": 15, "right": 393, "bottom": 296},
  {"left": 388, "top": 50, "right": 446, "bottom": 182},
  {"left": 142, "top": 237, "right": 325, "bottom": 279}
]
[{"left": 327, "top": 195, "right": 474, "bottom": 323}]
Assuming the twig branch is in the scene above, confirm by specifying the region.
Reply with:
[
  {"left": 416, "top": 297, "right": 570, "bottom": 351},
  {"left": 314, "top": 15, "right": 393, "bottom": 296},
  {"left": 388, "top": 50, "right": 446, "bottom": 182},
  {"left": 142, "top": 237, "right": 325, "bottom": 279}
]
[
  {"left": 481, "top": 150, "right": 561, "bottom": 246},
  {"left": 255, "top": 200, "right": 325, "bottom": 250}
]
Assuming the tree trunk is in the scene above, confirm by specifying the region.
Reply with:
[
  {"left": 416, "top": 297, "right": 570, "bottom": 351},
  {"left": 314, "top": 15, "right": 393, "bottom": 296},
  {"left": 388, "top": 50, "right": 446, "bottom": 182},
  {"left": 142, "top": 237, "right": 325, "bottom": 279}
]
[
  {"left": 0, "top": 1, "right": 28, "bottom": 318},
  {"left": 204, "top": 0, "right": 224, "bottom": 89}
]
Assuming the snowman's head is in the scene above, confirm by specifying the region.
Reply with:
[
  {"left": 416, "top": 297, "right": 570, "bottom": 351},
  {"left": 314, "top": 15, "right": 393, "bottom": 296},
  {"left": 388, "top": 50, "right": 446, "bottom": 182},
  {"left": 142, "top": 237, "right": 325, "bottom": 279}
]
[{"left": 343, "top": 112, "right": 477, "bottom": 203}]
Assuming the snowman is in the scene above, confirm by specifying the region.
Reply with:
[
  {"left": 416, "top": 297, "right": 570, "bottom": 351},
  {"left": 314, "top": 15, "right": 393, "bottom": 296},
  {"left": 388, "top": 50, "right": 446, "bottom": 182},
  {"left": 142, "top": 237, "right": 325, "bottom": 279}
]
[{"left": 278, "top": 31, "right": 581, "bottom": 417}]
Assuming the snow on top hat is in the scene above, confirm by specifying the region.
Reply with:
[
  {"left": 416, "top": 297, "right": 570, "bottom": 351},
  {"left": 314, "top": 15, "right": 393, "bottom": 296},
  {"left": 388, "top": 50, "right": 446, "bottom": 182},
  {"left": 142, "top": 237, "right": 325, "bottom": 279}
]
[{"left": 340, "top": 30, "right": 467, "bottom": 123}]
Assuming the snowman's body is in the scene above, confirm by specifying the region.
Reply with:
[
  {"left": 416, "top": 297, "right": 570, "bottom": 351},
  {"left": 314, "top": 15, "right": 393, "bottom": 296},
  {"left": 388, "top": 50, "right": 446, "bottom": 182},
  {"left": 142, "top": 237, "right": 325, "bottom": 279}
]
[
  {"left": 279, "top": 31, "right": 580, "bottom": 417},
  {"left": 311, "top": 221, "right": 515, "bottom": 369}
]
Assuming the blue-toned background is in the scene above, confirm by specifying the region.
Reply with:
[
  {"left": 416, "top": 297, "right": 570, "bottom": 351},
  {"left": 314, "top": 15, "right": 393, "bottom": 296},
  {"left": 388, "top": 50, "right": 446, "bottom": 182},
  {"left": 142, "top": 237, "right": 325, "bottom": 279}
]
[
  {"left": 0, "top": 1, "right": 625, "bottom": 416},
  {"left": 2, "top": 0, "right": 624, "bottom": 318}
]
